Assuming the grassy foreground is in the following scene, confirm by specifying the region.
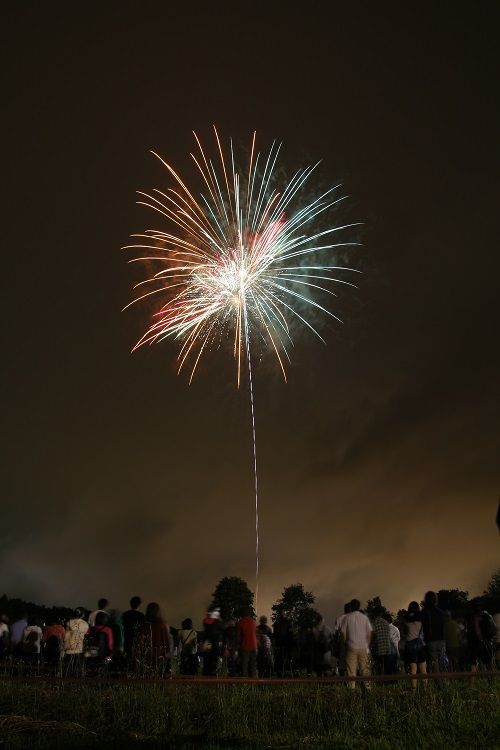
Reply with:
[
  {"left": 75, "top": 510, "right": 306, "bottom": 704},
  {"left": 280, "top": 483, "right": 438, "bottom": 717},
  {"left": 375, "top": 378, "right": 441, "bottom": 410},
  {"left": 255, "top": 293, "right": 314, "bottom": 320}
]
[{"left": 0, "top": 679, "right": 499, "bottom": 749}]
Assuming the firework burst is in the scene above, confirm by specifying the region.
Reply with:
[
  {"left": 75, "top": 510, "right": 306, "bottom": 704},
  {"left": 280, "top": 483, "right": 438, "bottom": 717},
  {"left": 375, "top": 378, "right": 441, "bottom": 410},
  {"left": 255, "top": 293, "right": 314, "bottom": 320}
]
[{"left": 123, "top": 129, "right": 360, "bottom": 384}]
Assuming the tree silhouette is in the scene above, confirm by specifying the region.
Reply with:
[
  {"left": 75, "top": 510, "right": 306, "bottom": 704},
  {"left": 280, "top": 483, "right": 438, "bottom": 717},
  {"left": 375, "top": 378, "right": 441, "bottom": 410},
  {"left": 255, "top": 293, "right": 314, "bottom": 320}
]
[
  {"left": 436, "top": 589, "right": 469, "bottom": 615},
  {"left": 365, "top": 596, "right": 392, "bottom": 620},
  {"left": 484, "top": 568, "right": 500, "bottom": 611},
  {"left": 271, "top": 583, "right": 320, "bottom": 629},
  {"left": 210, "top": 577, "right": 254, "bottom": 622}
]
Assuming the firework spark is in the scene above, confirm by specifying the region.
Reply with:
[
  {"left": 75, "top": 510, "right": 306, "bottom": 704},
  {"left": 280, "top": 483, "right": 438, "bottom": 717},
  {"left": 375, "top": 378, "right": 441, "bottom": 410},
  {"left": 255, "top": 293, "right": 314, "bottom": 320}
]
[{"left": 124, "top": 129, "right": 360, "bottom": 606}]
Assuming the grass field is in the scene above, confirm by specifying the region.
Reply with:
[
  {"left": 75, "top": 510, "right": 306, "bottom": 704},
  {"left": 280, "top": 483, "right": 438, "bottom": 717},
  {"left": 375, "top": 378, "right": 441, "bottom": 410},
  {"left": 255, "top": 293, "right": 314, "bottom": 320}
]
[{"left": 0, "top": 678, "right": 499, "bottom": 749}]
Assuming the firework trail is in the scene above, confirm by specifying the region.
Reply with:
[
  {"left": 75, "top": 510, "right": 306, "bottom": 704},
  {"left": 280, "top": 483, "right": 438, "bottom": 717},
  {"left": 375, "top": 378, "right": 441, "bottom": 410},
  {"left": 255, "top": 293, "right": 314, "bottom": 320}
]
[{"left": 124, "top": 128, "right": 360, "bottom": 609}]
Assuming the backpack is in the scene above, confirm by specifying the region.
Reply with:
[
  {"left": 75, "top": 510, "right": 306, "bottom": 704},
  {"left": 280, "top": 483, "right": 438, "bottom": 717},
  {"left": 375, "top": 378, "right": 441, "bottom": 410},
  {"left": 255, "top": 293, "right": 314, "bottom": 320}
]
[
  {"left": 180, "top": 630, "right": 197, "bottom": 655},
  {"left": 480, "top": 612, "right": 497, "bottom": 641},
  {"left": 84, "top": 630, "right": 110, "bottom": 659},
  {"left": 22, "top": 630, "right": 39, "bottom": 654}
]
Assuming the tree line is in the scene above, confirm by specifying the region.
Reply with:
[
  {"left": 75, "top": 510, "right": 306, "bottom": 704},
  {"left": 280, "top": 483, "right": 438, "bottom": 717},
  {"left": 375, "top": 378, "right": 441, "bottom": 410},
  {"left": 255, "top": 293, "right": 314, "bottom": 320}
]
[{"left": 1, "top": 568, "right": 499, "bottom": 628}]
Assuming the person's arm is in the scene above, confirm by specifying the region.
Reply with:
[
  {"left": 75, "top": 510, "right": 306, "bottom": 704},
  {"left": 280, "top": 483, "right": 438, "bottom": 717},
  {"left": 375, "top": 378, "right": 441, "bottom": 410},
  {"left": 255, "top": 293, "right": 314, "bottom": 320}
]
[
  {"left": 340, "top": 617, "right": 348, "bottom": 640},
  {"left": 367, "top": 619, "right": 373, "bottom": 646},
  {"left": 106, "top": 628, "right": 114, "bottom": 654}
]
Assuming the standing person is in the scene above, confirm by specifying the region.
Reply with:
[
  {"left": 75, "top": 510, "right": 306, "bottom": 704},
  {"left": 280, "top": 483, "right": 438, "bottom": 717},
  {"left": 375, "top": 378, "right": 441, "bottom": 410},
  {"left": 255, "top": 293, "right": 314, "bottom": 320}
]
[
  {"left": 385, "top": 614, "right": 401, "bottom": 673},
  {"left": 222, "top": 619, "right": 239, "bottom": 676},
  {"left": 256, "top": 629, "right": 273, "bottom": 678},
  {"left": 43, "top": 618, "right": 65, "bottom": 645},
  {"left": 466, "top": 598, "right": 496, "bottom": 672},
  {"left": 273, "top": 609, "right": 293, "bottom": 676},
  {"left": 22, "top": 617, "right": 43, "bottom": 667},
  {"left": 85, "top": 611, "right": 114, "bottom": 668},
  {"left": 404, "top": 601, "right": 427, "bottom": 689},
  {"left": 257, "top": 616, "right": 273, "bottom": 638},
  {"left": 122, "top": 596, "right": 145, "bottom": 660},
  {"left": 42, "top": 618, "right": 65, "bottom": 666},
  {"left": 139, "top": 603, "right": 172, "bottom": 674},
  {"left": 201, "top": 609, "right": 223, "bottom": 676},
  {"left": 0, "top": 615, "right": 10, "bottom": 660},
  {"left": 88, "top": 599, "right": 109, "bottom": 627},
  {"left": 64, "top": 608, "right": 89, "bottom": 675},
  {"left": 108, "top": 610, "right": 125, "bottom": 669},
  {"left": 371, "top": 607, "right": 393, "bottom": 674},
  {"left": 237, "top": 607, "right": 258, "bottom": 678},
  {"left": 10, "top": 612, "right": 28, "bottom": 655},
  {"left": 256, "top": 615, "right": 273, "bottom": 677},
  {"left": 421, "top": 591, "right": 447, "bottom": 672},
  {"left": 444, "top": 611, "right": 463, "bottom": 671},
  {"left": 340, "top": 599, "right": 372, "bottom": 690},
  {"left": 177, "top": 618, "right": 198, "bottom": 675},
  {"left": 313, "top": 617, "right": 333, "bottom": 676}
]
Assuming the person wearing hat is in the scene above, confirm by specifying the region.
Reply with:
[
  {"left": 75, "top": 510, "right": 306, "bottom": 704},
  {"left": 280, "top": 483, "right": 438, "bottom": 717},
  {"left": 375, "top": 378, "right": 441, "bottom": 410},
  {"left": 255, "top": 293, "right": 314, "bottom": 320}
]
[{"left": 201, "top": 608, "right": 223, "bottom": 676}]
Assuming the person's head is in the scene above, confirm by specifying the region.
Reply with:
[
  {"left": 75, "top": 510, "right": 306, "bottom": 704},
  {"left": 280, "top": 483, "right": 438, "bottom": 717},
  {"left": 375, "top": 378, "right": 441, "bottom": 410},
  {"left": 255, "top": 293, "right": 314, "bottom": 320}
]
[
  {"left": 73, "top": 607, "right": 84, "bottom": 620},
  {"left": 27, "top": 615, "right": 38, "bottom": 627},
  {"left": 95, "top": 611, "right": 109, "bottom": 627},
  {"left": 424, "top": 591, "right": 437, "bottom": 608},
  {"left": 278, "top": 609, "right": 286, "bottom": 618},
  {"left": 372, "top": 606, "right": 383, "bottom": 619},
  {"left": 344, "top": 602, "right": 351, "bottom": 614},
  {"left": 259, "top": 615, "right": 268, "bottom": 626},
  {"left": 145, "top": 602, "right": 162, "bottom": 622},
  {"left": 130, "top": 596, "right": 141, "bottom": 611},
  {"left": 98, "top": 598, "right": 109, "bottom": 610},
  {"left": 0, "top": 614, "right": 9, "bottom": 625},
  {"left": 350, "top": 599, "right": 361, "bottom": 612},
  {"left": 408, "top": 601, "right": 420, "bottom": 615},
  {"left": 241, "top": 606, "right": 253, "bottom": 618},
  {"left": 181, "top": 618, "right": 193, "bottom": 630},
  {"left": 384, "top": 613, "right": 393, "bottom": 624}
]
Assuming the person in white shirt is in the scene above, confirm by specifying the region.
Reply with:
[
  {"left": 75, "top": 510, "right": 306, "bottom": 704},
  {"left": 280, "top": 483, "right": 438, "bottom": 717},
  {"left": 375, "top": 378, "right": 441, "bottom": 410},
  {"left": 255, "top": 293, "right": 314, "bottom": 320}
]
[
  {"left": 64, "top": 607, "right": 89, "bottom": 675},
  {"left": 88, "top": 598, "right": 109, "bottom": 627},
  {"left": 340, "top": 599, "right": 373, "bottom": 689},
  {"left": 386, "top": 614, "right": 401, "bottom": 672},
  {"left": 0, "top": 616, "right": 9, "bottom": 658},
  {"left": 22, "top": 619, "right": 43, "bottom": 664},
  {"left": 0, "top": 618, "right": 8, "bottom": 640}
]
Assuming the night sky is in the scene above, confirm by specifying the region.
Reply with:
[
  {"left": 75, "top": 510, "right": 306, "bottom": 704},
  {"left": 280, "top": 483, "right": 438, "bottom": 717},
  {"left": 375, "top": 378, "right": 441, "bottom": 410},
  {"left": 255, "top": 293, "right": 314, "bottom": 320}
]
[{"left": 3, "top": 3, "right": 499, "bottom": 626}]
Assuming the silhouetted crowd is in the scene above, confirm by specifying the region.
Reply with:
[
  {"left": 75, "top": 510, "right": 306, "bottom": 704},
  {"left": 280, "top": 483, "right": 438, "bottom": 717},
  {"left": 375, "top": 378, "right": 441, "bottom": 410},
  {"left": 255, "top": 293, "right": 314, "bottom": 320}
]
[{"left": 0, "top": 592, "right": 499, "bottom": 685}]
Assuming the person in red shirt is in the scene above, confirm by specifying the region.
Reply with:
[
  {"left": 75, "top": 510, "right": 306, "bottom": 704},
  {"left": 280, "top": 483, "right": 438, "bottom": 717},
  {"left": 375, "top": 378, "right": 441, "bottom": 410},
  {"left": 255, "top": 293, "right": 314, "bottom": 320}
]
[
  {"left": 43, "top": 620, "right": 65, "bottom": 645},
  {"left": 86, "top": 611, "right": 114, "bottom": 665},
  {"left": 42, "top": 618, "right": 66, "bottom": 665},
  {"left": 237, "top": 607, "right": 258, "bottom": 677}
]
